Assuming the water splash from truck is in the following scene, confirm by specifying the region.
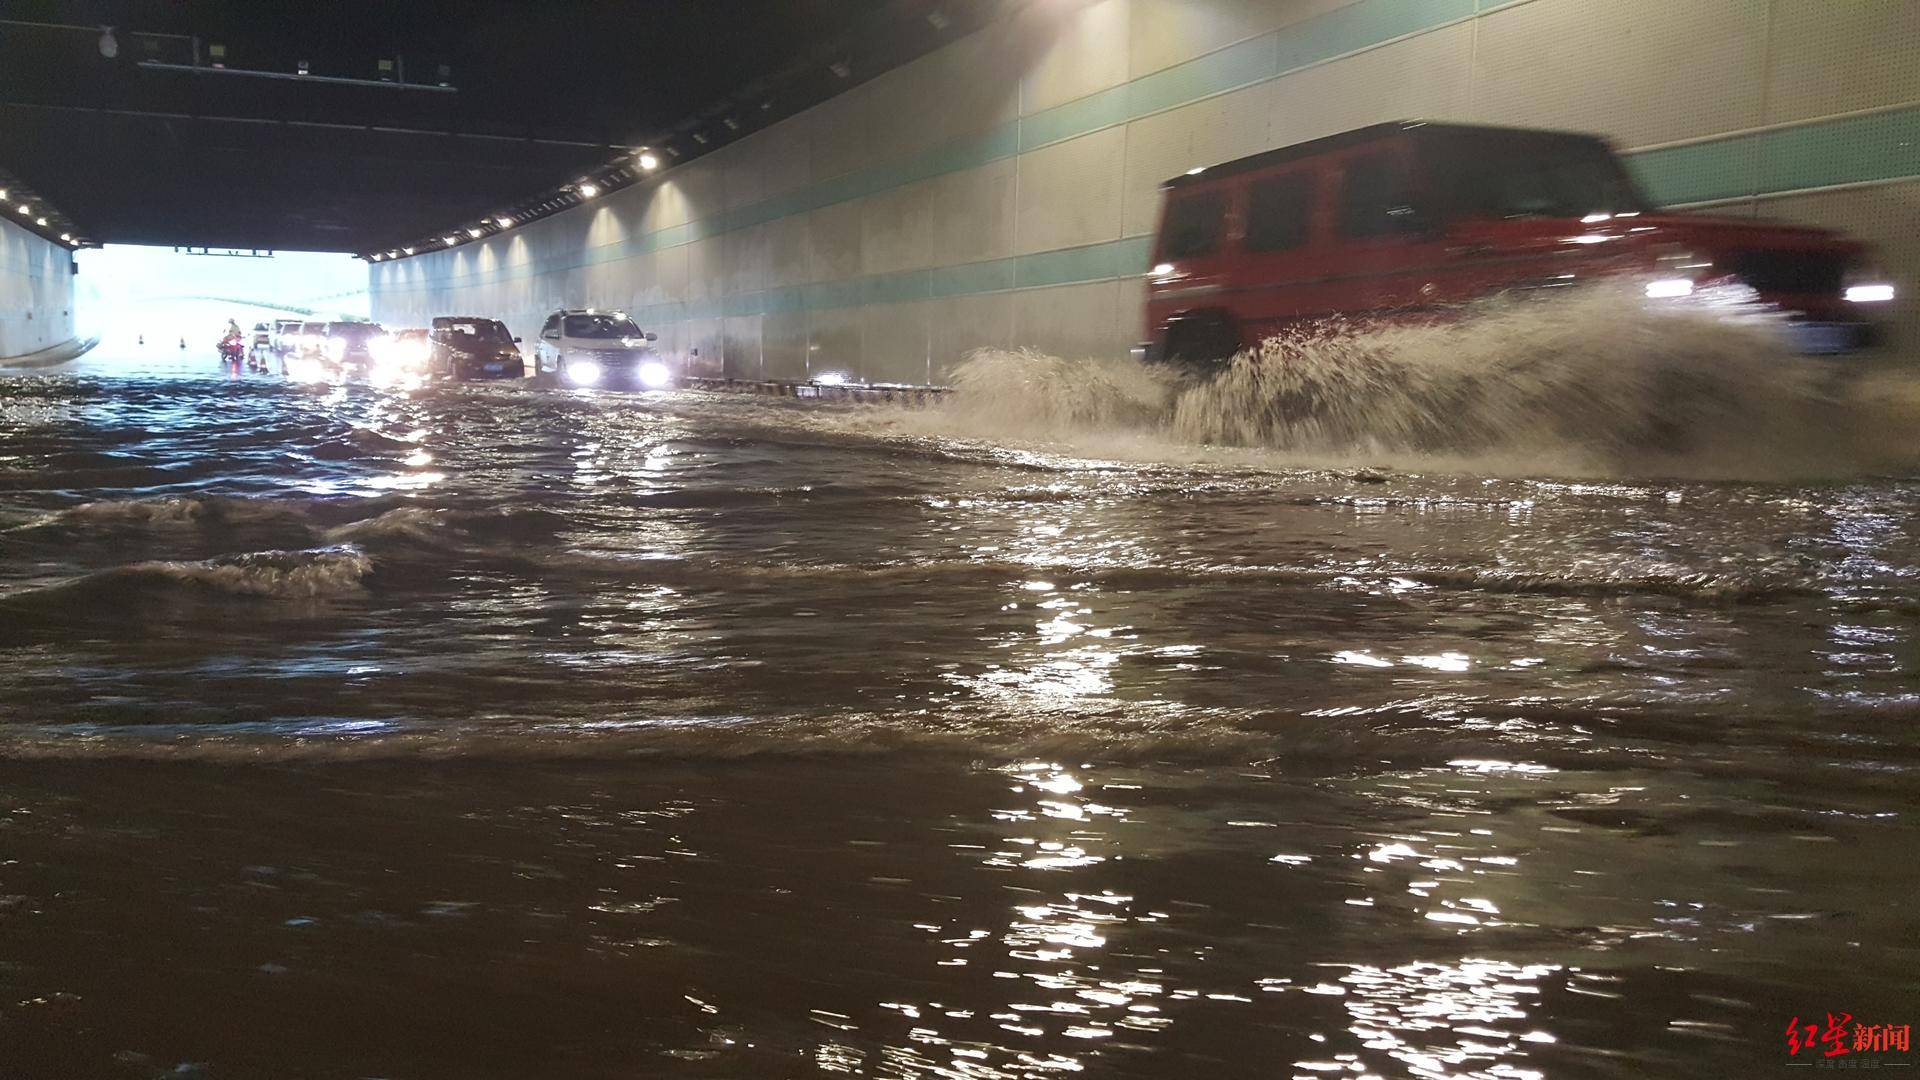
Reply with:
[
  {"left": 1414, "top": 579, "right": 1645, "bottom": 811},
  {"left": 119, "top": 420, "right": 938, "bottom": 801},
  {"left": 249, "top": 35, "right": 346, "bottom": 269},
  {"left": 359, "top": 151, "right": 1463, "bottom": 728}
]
[{"left": 913, "top": 284, "right": 1920, "bottom": 480}]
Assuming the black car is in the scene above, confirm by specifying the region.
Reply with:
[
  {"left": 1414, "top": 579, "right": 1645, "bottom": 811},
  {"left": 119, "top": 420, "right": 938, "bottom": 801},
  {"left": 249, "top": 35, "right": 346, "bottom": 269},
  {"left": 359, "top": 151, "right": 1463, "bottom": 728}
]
[{"left": 429, "top": 317, "right": 525, "bottom": 380}]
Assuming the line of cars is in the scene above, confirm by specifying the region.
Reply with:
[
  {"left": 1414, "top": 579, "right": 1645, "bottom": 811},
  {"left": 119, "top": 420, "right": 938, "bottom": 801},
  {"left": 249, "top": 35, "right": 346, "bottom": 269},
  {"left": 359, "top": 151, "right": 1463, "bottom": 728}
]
[{"left": 258, "top": 308, "right": 675, "bottom": 389}]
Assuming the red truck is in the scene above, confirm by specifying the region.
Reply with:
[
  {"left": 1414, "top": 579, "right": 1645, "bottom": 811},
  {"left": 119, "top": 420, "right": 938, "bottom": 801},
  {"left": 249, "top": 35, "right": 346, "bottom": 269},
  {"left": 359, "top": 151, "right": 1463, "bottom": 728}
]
[{"left": 1142, "top": 121, "right": 1894, "bottom": 366}]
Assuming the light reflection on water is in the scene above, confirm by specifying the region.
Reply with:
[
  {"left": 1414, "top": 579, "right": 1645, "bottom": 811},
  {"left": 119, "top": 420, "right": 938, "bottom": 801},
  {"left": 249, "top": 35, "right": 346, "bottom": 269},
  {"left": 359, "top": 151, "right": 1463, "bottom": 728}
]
[{"left": 0, "top": 353, "right": 1917, "bottom": 1076}]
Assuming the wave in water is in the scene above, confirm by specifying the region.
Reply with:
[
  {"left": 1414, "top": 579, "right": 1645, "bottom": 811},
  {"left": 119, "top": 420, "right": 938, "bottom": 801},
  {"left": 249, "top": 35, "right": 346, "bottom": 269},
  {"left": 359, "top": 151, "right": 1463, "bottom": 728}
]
[
  {"left": 15, "top": 493, "right": 311, "bottom": 532},
  {"left": 16, "top": 494, "right": 568, "bottom": 549},
  {"left": 1, "top": 698, "right": 1914, "bottom": 802},
  {"left": 898, "top": 285, "right": 1920, "bottom": 479},
  {"left": 3, "top": 546, "right": 372, "bottom": 606}
]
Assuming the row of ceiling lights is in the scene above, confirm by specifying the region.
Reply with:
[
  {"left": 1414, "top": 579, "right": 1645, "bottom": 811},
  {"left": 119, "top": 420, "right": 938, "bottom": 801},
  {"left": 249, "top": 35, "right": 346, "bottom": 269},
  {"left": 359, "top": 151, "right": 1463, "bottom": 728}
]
[
  {"left": 366, "top": 148, "right": 666, "bottom": 263},
  {"left": 359, "top": 15, "right": 939, "bottom": 266},
  {"left": 366, "top": 2, "right": 968, "bottom": 265},
  {"left": 0, "top": 178, "right": 90, "bottom": 249}
]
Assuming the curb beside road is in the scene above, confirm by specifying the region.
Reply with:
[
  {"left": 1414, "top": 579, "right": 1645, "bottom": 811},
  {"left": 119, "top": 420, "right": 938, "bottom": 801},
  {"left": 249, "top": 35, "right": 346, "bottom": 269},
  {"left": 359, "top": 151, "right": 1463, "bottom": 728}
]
[
  {"left": 683, "top": 377, "right": 947, "bottom": 406},
  {"left": 0, "top": 336, "right": 100, "bottom": 370}
]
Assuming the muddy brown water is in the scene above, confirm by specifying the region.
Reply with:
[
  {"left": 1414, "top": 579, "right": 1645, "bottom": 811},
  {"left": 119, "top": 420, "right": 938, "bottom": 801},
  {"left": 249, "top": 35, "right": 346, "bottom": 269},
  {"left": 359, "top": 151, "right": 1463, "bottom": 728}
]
[{"left": 1, "top": 335, "right": 1917, "bottom": 1078}]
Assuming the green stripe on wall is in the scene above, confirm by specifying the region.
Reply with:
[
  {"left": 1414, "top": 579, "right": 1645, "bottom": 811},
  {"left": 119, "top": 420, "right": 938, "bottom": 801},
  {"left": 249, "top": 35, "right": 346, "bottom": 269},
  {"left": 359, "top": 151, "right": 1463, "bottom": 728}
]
[
  {"left": 612, "top": 236, "right": 1156, "bottom": 327},
  {"left": 1628, "top": 109, "right": 1920, "bottom": 206}
]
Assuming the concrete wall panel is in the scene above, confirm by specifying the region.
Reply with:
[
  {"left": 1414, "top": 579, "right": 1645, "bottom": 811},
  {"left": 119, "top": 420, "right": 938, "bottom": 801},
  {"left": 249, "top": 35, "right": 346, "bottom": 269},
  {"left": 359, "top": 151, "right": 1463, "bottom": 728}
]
[
  {"left": 1269, "top": 20, "right": 1474, "bottom": 148},
  {"left": 1013, "top": 280, "right": 1122, "bottom": 360},
  {"left": 862, "top": 179, "right": 933, "bottom": 277},
  {"left": 1015, "top": 125, "right": 1128, "bottom": 256},
  {"left": 926, "top": 158, "right": 1018, "bottom": 267},
  {"left": 811, "top": 83, "right": 873, "bottom": 182},
  {"left": 762, "top": 309, "right": 810, "bottom": 381},
  {"left": 0, "top": 217, "right": 74, "bottom": 359},
  {"left": 765, "top": 213, "right": 812, "bottom": 290},
  {"left": 930, "top": 291, "right": 1015, "bottom": 382},
  {"left": 1019, "top": 0, "right": 1131, "bottom": 115},
  {"left": 916, "top": 24, "right": 1025, "bottom": 145},
  {"left": 685, "top": 237, "right": 723, "bottom": 304},
  {"left": 1129, "top": 0, "right": 1354, "bottom": 76},
  {"left": 1471, "top": 0, "right": 1768, "bottom": 149},
  {"left": 807, "top": 306, "right": 863, "bottom": 377},
  {"left": 808, "top": 200, "right": 865, "bottom": 284},
  {"left": 863, "top": 300, "right": 933, "bottom": 384},
  {"left": 722, "top": 223, "right": 769, "bottom": 296},
  {"left": 686, "top": 317, "right": 723, "bottom": 376},
  {"left": 1765, "top": 0, "right": 1920, "bottom": 125},
  {"left": 722, "top": 314, "right": 762, "bottom": 379}
]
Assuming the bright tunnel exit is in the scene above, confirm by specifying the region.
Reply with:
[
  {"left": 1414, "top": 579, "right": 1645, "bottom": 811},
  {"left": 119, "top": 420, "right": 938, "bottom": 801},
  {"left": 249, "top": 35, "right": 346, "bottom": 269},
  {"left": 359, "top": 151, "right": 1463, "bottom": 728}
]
[{"left": 75, "top": 244, "right": 369, "bottom": 355}]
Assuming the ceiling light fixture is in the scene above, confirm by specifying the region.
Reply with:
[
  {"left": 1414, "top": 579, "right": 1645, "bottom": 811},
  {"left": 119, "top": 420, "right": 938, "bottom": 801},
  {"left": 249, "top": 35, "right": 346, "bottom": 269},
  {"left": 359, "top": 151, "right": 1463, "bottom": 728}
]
[
  {"left": 578, "top": 182, "right": 600, "bottom": 198},
  {"left": 636, "top": 151, "right": 659, "bottom": 171},
  {"left": 403, "top": 246, "right": 415, "bottom": 255},
  {"left": 466, "top": 227, "right": 483, "bottom": 238},
  {"left": 495, "top": 216, "right": 513, "bottom": 228}
]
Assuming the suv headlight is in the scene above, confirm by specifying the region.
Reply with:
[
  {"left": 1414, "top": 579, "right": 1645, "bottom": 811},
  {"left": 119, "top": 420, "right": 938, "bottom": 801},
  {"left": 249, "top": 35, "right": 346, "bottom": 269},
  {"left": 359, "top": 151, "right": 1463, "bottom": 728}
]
[
  {"left": 1844, "top": 266, "right": 1895, "bottom": 304},
  {"left": 326, "top": 337, "right": 347, "bottom": 360},
  {"left": 638, "top": 360, "right": 671, "bottom": 389}
]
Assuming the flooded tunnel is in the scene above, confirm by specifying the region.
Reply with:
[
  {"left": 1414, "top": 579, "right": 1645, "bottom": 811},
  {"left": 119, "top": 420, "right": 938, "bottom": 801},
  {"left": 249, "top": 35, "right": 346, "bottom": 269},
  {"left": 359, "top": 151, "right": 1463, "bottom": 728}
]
[{"left": 2, "top": 0, "right": 1919, "bottom": 1077}]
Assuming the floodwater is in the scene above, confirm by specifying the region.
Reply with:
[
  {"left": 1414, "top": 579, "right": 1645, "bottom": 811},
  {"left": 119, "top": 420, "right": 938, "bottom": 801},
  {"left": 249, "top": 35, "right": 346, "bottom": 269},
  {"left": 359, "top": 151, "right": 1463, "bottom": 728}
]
[{"left": 3, "top": 301, "right": 1919, "bottom": 1079}]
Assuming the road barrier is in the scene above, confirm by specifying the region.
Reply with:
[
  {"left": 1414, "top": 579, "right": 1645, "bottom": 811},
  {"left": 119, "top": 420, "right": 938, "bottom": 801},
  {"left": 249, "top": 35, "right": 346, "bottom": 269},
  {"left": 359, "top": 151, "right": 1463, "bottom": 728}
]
[{"left": 683, "top": 377, "right": 948, "bottom": 406}]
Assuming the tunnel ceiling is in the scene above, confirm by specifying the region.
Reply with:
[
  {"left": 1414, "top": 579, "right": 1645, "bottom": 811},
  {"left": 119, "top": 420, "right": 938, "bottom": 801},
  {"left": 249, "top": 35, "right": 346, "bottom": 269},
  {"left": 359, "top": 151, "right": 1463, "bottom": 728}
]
[{"left": 0, "top": 0, "right": 997, "bottom": 253}]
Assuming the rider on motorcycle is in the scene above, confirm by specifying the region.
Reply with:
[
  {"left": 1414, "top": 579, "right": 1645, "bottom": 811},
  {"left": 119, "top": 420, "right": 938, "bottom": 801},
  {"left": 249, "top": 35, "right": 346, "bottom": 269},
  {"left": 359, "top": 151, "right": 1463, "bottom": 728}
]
[{"left": 218, "top": 318, "right": 246, "bottom": 366}]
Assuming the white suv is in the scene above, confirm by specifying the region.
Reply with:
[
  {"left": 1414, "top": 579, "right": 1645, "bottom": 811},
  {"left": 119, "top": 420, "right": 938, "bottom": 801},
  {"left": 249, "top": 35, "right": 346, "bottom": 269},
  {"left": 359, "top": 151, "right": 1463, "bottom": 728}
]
[{"left": 532, "top": 309, "right": 671, "bottom": 389}]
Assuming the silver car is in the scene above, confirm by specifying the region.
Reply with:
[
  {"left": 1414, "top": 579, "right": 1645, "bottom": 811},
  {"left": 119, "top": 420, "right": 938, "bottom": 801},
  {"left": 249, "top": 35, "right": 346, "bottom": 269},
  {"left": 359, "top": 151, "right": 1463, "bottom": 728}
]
[{"left": 532, "top": 309, "right": 670, "bottom": 389}]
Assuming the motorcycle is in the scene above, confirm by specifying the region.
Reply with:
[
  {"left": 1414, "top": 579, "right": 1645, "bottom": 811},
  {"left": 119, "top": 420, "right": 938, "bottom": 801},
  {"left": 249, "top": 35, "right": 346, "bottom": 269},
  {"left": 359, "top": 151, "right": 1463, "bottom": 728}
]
[{"left": 217, "top": 333, "right": 246, "bottom": 370}]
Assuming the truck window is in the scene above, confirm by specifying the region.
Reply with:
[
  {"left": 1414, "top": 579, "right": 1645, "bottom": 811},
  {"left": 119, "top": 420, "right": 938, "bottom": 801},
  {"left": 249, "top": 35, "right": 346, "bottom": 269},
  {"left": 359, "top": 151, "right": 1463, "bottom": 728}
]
[
  {"left": 1339, "top": 155, "right": 1419, "bottom": 238},
  {"left": 1161, "top": 191, "right": 1225, "bottom": 259},
  {"left": 1427, "top": 131, "right": 1649, "bottom": 219},
  {"left": 1245, "top": 173, "right": 1315, "bottom": 252}
]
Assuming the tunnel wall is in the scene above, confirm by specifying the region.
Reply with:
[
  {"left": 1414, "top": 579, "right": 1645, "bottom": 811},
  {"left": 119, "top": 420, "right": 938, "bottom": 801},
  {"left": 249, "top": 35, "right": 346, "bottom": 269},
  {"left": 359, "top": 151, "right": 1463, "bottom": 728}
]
[
  {"left": 371, "top": 0, "right": 1920, "bottom": 381},
  {"left": 0, "top": 214, "right": 76, "bottom": 360}
]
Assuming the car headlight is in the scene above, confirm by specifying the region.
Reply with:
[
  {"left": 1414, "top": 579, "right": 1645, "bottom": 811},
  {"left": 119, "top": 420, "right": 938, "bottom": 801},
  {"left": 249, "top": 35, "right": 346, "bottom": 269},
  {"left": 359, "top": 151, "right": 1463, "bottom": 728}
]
[
  {"left": 368, "top": 334, "right": 397, "bottom": 365},
  {"left": 1842, "top": 263, "right": 1895, "bottom": 304},
  {"left": 638, "top": 360, "right": 671, "bottom": 389},
  {"left": 326, "top": 337, "right": 347, "bottom": 360},
  {"left": 1645, "top": 278, "right": 1694, "bottom": 299},
  {"left": 567, "top": 360, "right": 602, "bottom": 386}
]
